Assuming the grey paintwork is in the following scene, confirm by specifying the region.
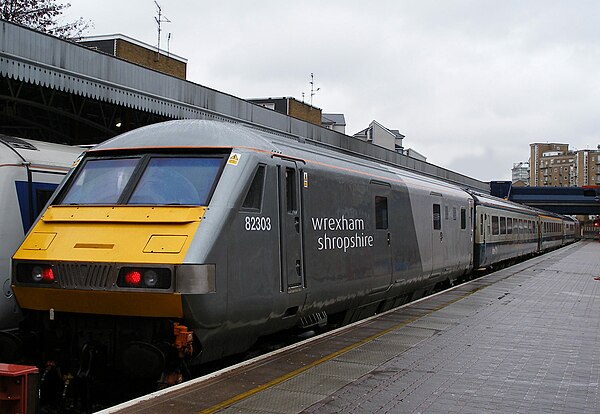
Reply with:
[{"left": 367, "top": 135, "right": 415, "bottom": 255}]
[{"left": 91, "top": 120, "right": 479, "bottom": 362}]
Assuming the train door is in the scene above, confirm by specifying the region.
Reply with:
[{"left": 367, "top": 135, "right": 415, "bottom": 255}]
[
  {"left": 431, "top": 202, "right": 445, "bottom": 276},
  {"left": 468, "top": 198, "right": 474, "bottom": 268},
  {"left": 537, "top": 218, "right": 542, "bottom": 252},
  {"left": 371, "top": 181, "right": 393, "bottom": 292},
  {"left": 278, "top": 160, "right": 304, "bottom": 289},
  {"left": 480, "top": 212, "right": 486, "bottom": 245}
]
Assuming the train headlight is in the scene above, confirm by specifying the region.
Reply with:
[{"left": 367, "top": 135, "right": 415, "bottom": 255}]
[
  {"left": 36, "top": 266, "right": 54, "bottom": 282},
  {"left": 144, "top": 270, "right": 158, "bottom": 287},
  {"left": 31, "top": 266, "right": 44, "bottom": 282},
  {"left": 117, "top": 267, "right": 171, "bottom": 289},
  {"left": 16, "top": 263, "right": 55, "bottom": 284}
]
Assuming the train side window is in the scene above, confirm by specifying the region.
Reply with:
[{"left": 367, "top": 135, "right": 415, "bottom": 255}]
[
  {"left": 444, "top": 205, "right": 449, "bottom": 220},
  {"left": 500, "top": 217, "right": 506, "bottom": 235},
  {"left": 285, "top": 168, "right": 297, "bottom": 213},
  {"left": 433, "top": 204, "right": 441, "bottom": 230},
  {"left": 35, "top": 188, "right": 56, "bottom": 214},
  {"left": 507, "top": 218, "right": 513, "bottom": 235},
  {"left": 480, "top": 214, "right": 484, "bottom": 235},
  {"left": 241, "top": 165, "right": 266, "bottom": 211},
  {"left": 15, "top": 181, "right": 60, "bottom": 231},
  {"left": 461, "top": 207, "right": 466, "bottom": 230},
  {"left": 492, "top": 216, "right": 499, "bottom": 235},
  {"left": 375, "top": 196, "right": 388, "bottom": 229}
]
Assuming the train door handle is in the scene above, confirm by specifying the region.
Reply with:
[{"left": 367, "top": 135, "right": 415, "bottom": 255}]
[
  {"left": 295, "top": 260, "right": 301, "bottom": 276},
  {"left": 387, "top": 232, "right": 391, "bottom": 245},
  {"left": 294, "top": 217, "right": 300, "bottom": 233},
  {"left": 440, "top": 232, "right": 444, "bottom": 242}
]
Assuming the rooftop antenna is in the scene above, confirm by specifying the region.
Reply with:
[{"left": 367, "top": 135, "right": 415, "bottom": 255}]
[
  {"left": 310, "top": 72, "right": 320, "bottom": 107},
  {"left": 154, "top": 1, "right": 170, "bottom": 61}
]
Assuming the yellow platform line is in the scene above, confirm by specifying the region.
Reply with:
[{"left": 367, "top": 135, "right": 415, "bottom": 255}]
[{"left": 197, "top": 287, "right": 482, "bottom": 414}]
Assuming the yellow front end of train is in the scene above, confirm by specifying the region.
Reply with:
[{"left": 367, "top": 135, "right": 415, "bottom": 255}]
[{"left": 12, "top": 205, "right": 207, "bottom": 317}]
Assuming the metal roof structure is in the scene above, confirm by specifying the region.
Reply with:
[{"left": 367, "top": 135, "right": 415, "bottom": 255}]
[{"left": 0, "top": 19, "right": 489, "bottom": 192}]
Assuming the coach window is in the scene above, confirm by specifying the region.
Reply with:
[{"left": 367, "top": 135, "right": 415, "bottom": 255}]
[
  {"left": 433, "top": 204, "right": 441, "bottom": 230},
  {"left": 460, "top": 207, "right": 467, "bottom": 230},
  {"left": 241, "top": 165, "right": 266, "bottom": 211},
  {"left": 492, "top": 216, "right": 499, "bottom": 235},
  {"left": 507, "top": 218, "right": 513, "bottom": 235},
  {"left": 375, "top": 196, "right": 388, "bottom": 229},
  {"left": 500, "top": 217, "right": 507, "bottom": 235}
]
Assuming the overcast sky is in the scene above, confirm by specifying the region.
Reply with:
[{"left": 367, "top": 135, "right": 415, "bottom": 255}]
[{"left": 63, "top": 1, "right": 600, "bottom": 181}]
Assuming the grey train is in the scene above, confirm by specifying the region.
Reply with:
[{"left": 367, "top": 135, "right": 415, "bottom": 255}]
[{"left": 7, "top": 120, "right": 578, "bottom": 383}]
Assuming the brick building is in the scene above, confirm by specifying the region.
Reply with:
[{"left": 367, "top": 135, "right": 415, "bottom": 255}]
[
  {"left": 78, "top": 34, "right": 187, "bottom": 79},
  {"left": 529, "top": 143, "right": 600, "bottom": 187},
  {"left": 248, "top": 97, "right": 322, "bottom": 126}
]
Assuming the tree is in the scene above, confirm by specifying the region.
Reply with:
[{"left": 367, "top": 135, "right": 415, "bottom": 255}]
[{"left": 0, "top": 0, "right": 92, "bottom": 38}]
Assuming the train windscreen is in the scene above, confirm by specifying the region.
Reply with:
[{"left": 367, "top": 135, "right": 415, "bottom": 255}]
[{"left": 59, "top": 156, "right": 224, "bottom": 205}]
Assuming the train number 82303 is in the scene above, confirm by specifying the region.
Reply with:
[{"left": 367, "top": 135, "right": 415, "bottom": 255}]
[{"left": 245, "top": 216, "right": 272, "bottom": 231}]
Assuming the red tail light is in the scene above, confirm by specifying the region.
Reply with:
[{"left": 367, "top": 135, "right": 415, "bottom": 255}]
[
  {"left": 117, "top": 267, "right": 171, "bottom": 289},
  {"left": 124, "top": 270, "right": 142, "bottom": 287}
]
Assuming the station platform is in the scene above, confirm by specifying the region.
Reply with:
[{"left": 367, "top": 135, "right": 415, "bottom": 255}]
[{"left": 102, "top": 241, "right": 600, "bottom": 414}]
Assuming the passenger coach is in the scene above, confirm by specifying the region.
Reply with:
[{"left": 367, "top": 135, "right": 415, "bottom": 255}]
[{"left": 0, "top": 135, "right": 81, "bottom": 329}]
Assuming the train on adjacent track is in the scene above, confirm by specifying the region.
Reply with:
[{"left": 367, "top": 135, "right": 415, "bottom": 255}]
[
  {"left": 3, "top": 120, "right": 579, "bottom": 401},
  {"left": 0, "top": 135, "right": 82, "bottom": 330}
]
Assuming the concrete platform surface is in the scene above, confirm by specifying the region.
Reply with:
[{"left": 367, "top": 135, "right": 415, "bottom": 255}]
[{"left": 103, "top": 241, "right": 600, "bottom": 414}]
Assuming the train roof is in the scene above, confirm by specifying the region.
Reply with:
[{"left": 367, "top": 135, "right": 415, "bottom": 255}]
[
  {"left": 91, "top": 120, "right": 275, "bottom": 153},
  {"left": 0, "top": 135, "right": 83, "bottom": 171},
  {"left": 90, "top": 120, "right": 473, "bottom": 196},
  {"left": 471, "top": 191, "right": 572, "bottom": 220}
]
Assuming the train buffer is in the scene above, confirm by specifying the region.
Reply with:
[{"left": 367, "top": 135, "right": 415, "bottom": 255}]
[{"left": 100, "top": 241, "right": 600, "bottom": 414}]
